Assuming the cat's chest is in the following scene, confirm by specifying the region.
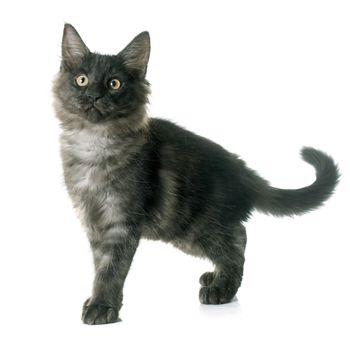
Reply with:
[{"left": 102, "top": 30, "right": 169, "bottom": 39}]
[
  {"left": 61, "top": 129, "right": 134, "bottom": 232},
  {"left": 68, "top": 162, "right": 109, "bottom": 194},
  {"left": 60, "top": 128, "right": 137, "bottom": 206},
  {"left": 62, "top": 128, "right": 125, "bottom": 164}
]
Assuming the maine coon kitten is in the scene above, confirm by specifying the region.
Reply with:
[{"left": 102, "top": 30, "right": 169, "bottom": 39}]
[{"left": 53, "top": 24, "right": 339, "bottom": 325}]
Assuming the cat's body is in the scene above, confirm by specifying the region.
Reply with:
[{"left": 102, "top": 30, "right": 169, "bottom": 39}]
[
  {"left": 60, "top": 115, "right": 254, "bottom": 254},
  {"left": 54, "top": 24, "right": 339, "bottom": 325}
]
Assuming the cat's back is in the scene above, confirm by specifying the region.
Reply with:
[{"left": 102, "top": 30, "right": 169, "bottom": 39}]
[
  {"left": 148, "top": 117, "right": 250, "bottom": 197},
  {"left": 149, "top": 118, "right": 231, "bottom": 159},
  {"left": 148, "top": 117, "right": 242, "bottom": 174},
  {"left": 146, "top": 118, "right": 254, "bottom": 229}
]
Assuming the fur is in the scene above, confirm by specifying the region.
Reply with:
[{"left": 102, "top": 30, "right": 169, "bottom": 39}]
[{"left": 53, "top": 24, "right": 340, "bottom": 325}]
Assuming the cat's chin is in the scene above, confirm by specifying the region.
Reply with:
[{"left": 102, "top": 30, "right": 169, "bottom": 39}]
[
  {"left": 81, "top": 107, "right": 136, "bottom": 125},
  {"left": 82, "top": 107, "right": 109, "bottom": 123}
]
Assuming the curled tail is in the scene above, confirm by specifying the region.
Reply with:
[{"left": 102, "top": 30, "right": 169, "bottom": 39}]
[{"left": 252, "top": 147, "right": 340, "bottom": 217}]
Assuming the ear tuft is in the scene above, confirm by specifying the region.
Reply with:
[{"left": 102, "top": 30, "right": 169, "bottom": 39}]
[
  {"left": 119, "top": 32, "right": 151, "bottom": 78},
  {"left": 62, "top": 23, "right": 90, "bottom": 68}
]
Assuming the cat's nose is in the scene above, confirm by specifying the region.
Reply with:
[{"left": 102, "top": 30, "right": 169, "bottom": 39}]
[{"left": 87, "top": 94, "right": 102, "bottom": 103}]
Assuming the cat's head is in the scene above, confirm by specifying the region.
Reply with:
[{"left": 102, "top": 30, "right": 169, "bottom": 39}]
[{"left": 53, "top": 24, "right": 150, "bottom": 130}]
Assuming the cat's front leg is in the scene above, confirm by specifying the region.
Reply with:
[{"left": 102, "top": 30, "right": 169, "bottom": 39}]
[{"left": 82, "top": 231, "right": 140, "bottom": 325}]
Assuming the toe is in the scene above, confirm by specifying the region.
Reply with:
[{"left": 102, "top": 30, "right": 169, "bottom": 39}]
[
  {"left": 82, "top": 304, "right": 119, "bottom": 325},
  {"left": 200, "top": 286, "right": 220, "bottom": 304},
  {"left": 199, "top": 285, "right": 236, "bottom": 305},
  {"left": 199, "top": 272, "right": 215, "bottom": 286}
]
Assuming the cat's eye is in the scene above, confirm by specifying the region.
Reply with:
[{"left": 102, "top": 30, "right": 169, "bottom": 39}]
[
  {"left": 75, "top": 74, "right": 89, "bottom": 87},
  {"left": 109, "top": 78, "right": 121, "bottom": 90}
]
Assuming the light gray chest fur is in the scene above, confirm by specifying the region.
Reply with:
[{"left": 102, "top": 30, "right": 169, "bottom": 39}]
[{"left": 60, "top": 126, "right": 138, "bottom": 242}]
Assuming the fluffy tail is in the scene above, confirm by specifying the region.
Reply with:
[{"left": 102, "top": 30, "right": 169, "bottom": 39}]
[{"left": 253, "top": 147, "right": 340, "bottom": 217}]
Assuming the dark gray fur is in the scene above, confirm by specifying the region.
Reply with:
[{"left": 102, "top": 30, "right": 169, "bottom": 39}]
[{"left": 53, "top": 24, "right": 340, "bottom": 325}]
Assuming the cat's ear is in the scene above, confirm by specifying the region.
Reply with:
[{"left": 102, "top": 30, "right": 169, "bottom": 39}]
[
  {"left": 61, "top": 23, "right": 90, "bottom": 68},
  {"left": 119, "top": 32, "right": 150, "bottom": 78}
]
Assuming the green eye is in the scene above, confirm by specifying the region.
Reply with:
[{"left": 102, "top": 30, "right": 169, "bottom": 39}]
[
  {"left": 110, "top": 78, "right": 121, "bottom": 90},
  {"left": 75, "top": 74, "right": 89, "bottom": 87}
]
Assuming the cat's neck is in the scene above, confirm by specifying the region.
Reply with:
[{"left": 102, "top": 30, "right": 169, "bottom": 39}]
[{"left": 57, "top": 102, "right": 150, "bottom": 164}]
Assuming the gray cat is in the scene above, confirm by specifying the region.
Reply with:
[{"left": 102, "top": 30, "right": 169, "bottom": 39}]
[{"left": 53, "top": 24, "right": 339, "bottom": 325}]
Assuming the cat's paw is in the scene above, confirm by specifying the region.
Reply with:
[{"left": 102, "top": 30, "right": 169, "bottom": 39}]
[
  {"left": 199, "top": 272, "right": 215, "bottom": 286},
  {"left": 199, "top": 286, "right": 236, "bottom": 305},
  {"left": 82, "top": 298, "right": 120, "bottom": 325}
]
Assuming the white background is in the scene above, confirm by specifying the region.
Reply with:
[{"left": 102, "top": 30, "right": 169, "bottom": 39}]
[{"left": 0, "top": 0, "right": 349, "bottom": 349}]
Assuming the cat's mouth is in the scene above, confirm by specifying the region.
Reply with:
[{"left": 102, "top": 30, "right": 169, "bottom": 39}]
[
  {"left": 83, "top": 105, "right": 105, "bottom": 122},
  {"left": 85, "top": 105, "right": 102, "bottom": 114}
]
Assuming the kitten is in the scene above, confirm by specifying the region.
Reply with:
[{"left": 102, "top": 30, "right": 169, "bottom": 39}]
[{"left": 53, "top": 24, "right": 340, "bottom": 325}]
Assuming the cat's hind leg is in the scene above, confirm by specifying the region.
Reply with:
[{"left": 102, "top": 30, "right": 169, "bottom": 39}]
[{"left": 199, "top": 224, "right": 247, "bottom": 304}]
